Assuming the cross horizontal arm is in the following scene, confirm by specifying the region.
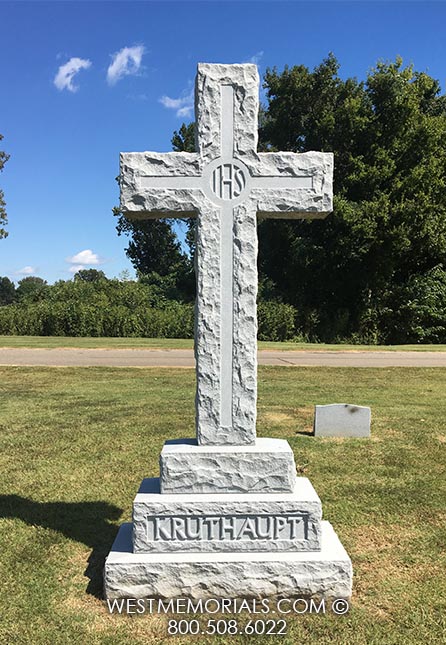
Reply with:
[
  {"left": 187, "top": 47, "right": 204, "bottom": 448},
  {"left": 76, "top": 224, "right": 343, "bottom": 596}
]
[
  {"left": 120, "top": 152, "right": 203, "bottom": 219},
  {"left": 246, "top": 151, "right": 334, "bottom": 219}
]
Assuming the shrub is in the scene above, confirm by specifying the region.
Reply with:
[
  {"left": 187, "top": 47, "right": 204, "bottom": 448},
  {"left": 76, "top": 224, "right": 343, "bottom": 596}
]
[
  {"left": 257, "top": 301, "right": 296, "bottom": 341},
  {"left": 0, "top": 301, "right": 195, "bottom": 339},
  {"left": 379, "top": 266, "right": 446, "bottom": 344}
]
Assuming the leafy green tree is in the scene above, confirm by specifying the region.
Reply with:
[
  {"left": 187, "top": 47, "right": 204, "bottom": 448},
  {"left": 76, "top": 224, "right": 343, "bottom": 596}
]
[
  {"left": 172, "top": 123, "right": 197, "bottom": 264},
  {"left": 117, "top": 269, "right": 133, "bottom": 282},
  {"left": 0, "top": 277, "right": 16, "bottom": 305},
  {"left": 16, "top": 276, "right": 48, "bottom": 303},
  {"left": 172, "top": 123, "right": 195, "bottom": 153},
  {"left": 259, "top": 55, "right": 446, "bottom": 342},
  {"left": 378, "top": 265, "right": 446, "bottom": 343},
  {"left": 114, "top": 122, "right": 196, "bottom": 302},
  {"left": 0, "top": 134, "right": 10, "bottom": 239},
  {"left": 112, "top": 56, "right": 446, "bottom": 342},
  {"left": 49, "top": 275, "right": 169, "bottom": 310},
  {"left": 74, "top": 269, "right": 107, "bottom": 282},
  {"left": 115, "top": 214, "right": 186, "bottom": 276}
]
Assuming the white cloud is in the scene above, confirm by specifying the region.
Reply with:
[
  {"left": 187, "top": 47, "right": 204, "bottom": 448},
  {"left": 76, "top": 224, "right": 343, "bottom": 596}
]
[
  {"left": 16, "top": 266, "right": 37, "bottom": 275},
  {"left": 247, "top": 51, "right": 264, "bottom": 65},
  {"left": 54, "top": 57, "right": 92, "bottom": 92},
  {"left": 66, "top": 249, "right": 102, "bottom": 273},
  {"left": 67, "top": 249, "right": 101, "bottom": 265},
  {"left": 159, "top": 87, "right": 194, "bottom": 118},
  {"left": 107, "top": 45, "right": 145, "bottom": 85},
  {"left": 68, "top": 264, "right": 85, "bottom": 274},
  {"left": 177, "top": 105, "right": 193, "bottom": 117}
]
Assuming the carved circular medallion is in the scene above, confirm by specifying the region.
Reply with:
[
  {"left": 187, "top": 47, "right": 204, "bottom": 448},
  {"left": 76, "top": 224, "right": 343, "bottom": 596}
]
[
  {"left": 211, "top": 163, "right": 246, "bottom": 201},
  {"left": 202, "top": 157, "right": 251, "bottom": 206}
]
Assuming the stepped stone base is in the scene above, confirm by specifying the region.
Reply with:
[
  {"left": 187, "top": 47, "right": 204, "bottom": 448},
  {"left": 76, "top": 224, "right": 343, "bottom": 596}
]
[
  {"left": 133, "top": 477, "right": 321, "bottom": 553},
  {"left": 160, "top": 438, "right": 297, "bottom": 494},
  {"left": 104, "top": 521, "right": 352, "bottom": 600}
]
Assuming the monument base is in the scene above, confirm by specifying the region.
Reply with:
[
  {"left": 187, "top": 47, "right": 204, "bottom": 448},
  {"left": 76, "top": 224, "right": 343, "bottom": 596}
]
[
  {"left": 133, "top": 477, "right": 322, "bottom": 553},
  {"left": 160, "top": 438, "right": 297, "bottom": 494},
  {"left": 104, "top": 521, "right": 352, "bottom": 600}
]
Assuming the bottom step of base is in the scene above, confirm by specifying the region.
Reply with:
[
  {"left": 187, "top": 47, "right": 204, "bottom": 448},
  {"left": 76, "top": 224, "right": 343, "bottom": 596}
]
[{"left": 104, "top": 521, "right": 352, "bottom": 600}]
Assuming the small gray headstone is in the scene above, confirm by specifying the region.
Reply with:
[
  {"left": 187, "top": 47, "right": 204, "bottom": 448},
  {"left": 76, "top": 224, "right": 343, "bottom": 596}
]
[{"left": 314, "top": 404, "right": 371, "bottom": 438}]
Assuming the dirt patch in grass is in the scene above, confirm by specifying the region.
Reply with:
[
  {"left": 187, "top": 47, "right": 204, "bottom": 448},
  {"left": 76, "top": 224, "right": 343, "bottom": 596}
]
[
  {"left": 59, "top": 547, "right": 170, "bottom": 641},
  {"left": 260, "top": 406, "right": 314, "bottom": 435},
  {"left": 350, "top": 522, "right": 443, "bottom": 619},
  {"left": 263, "top": 410, "right": 295, "bottom": 424},
  {"left": 352, "top": 523, "right": 419, "bottom": 556}
]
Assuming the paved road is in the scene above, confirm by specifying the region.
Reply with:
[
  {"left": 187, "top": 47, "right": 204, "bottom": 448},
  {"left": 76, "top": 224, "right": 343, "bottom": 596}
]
[{"left": 1, "top": 347, "right": 446, "bottom": 367}]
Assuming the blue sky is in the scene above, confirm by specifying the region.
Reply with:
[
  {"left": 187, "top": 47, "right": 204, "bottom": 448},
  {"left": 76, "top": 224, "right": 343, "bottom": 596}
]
[{"left": 1, "top": 0, "right": 445, "bottom": 283}]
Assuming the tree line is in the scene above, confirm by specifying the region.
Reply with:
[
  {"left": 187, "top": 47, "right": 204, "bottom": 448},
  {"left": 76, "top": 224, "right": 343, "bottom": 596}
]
[
  {"left": 115, "top": 55, "right": 446, "bottom": 344},
  {"left": 2, "top": 55, "right": 446, "bottom": 343},
  {"left": 0, "top": 271, "right": 295, "bottom": 340}
]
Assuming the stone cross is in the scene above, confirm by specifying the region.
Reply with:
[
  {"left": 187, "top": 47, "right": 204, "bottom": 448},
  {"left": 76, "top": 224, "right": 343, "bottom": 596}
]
[{"left": 120, "top": 63, "right": 333, "bottom": 446}]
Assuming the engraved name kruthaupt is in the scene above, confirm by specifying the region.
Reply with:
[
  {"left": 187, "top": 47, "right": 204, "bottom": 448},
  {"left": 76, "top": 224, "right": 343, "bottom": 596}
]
[{"left": 147, "top": 514, "right": 308, "bottom": 542}]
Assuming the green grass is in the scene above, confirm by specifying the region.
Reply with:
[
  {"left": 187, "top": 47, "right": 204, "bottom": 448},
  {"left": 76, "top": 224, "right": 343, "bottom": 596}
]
[
  {"left": 1, "top": 334, "right": 446, "bottom": 351},
  {"left": 0, "top": 335, "right": 194, "bottom": 349},
  {"left": 1, "top": 366, "right": 446, "bottom": 644}
]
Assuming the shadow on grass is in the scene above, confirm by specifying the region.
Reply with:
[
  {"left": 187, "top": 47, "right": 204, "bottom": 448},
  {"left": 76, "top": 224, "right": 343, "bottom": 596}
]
[
  {"left": 295, "top": 429, "right": 315, "bottom": 437},
  {"left": 0, "top": 494, "right": 122, "bottom": 598}
]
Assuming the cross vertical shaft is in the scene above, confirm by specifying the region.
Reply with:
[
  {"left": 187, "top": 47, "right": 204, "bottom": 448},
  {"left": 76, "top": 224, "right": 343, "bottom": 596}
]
[
  {"left": 119, "top": 62, "right": 334, "bottom": 447},
  {"left": 220, "top": 85, "right": 235, "bottom": 429}
]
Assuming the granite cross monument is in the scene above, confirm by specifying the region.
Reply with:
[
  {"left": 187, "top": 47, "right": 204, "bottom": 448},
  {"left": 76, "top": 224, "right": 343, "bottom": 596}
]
[{"left": 104, "top": 63, "right": 353, "bottom": 600}]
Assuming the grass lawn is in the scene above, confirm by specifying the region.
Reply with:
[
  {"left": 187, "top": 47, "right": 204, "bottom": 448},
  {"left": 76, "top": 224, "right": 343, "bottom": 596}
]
[
  {"left": 1, "top": 365, "right": 445, "bottom": 644},
  {"left": 1, "top": 335, "right": 446, "bottom": 351}
]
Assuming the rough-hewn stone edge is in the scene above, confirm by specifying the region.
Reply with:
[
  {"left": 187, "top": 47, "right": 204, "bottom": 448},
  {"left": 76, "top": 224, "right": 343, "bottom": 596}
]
[
  {"left": 133, "top": 535, "right": 321, "bottom": 554},
  {"left": 136, "top": 476, "right": 319, "bottom": 502},
  {"left": 119, "top": 151, "right": 202, "bottom": 216},
  {"left": 159, "top": 438, "right": 297, "bottom": 494},
  {"left": 250, "top": 151, "right": 334, "bottom": 217},
  {"left": 104, "top": 521, "right": 352, "bottom": 600},
  {"left": 132, "top": 476, "right": 321, "bottom": 553},
  {"left": 195, "top": 63, "right": 259, "bottom": 165}
]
